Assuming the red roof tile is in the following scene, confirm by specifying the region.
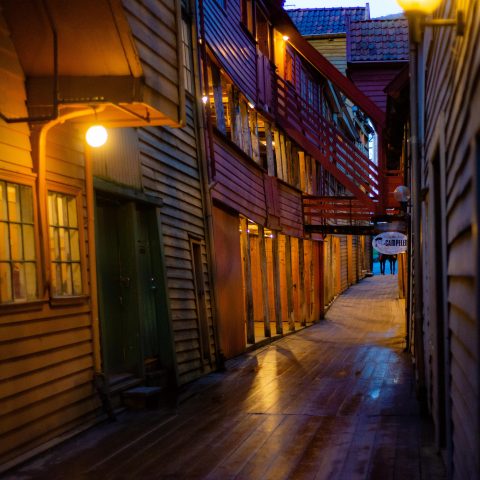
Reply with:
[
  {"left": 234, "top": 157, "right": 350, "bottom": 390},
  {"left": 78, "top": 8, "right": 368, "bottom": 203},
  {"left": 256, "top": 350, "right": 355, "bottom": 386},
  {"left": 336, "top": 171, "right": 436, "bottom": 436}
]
[
  {"left": 287, "top": 6, "right": 369, "bottom": 36},
  {"left": 347, "top": 18, "right": 409, "bottom": 63}
]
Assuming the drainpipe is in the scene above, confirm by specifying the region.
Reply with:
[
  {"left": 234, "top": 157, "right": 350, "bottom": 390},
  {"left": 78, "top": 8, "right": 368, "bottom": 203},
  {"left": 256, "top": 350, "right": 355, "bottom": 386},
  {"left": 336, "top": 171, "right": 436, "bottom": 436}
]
[
  {"left": 408, "top": 20, "right": 426, "bottom": 407},
  {"left": 191, "top": 0, "right": 224, "bottom": 369},
  {"left": 37, "top": 107, "right": 105, "bottom": 373}
]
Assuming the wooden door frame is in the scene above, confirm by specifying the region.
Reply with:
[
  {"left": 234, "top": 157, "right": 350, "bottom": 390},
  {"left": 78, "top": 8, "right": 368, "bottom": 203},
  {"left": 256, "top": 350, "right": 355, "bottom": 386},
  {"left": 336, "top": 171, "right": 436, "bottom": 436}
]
[{"left": 93, "top": 179, "right": 177, "bottom": 383}]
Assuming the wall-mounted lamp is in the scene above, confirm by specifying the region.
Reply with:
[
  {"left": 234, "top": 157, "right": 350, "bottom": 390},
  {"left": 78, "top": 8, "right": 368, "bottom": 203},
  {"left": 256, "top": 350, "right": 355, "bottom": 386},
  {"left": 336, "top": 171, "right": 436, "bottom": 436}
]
[
  {"left": 397, "top": 0, "right": 465, "bottom": 42},
  {"left": 86, "top": 125, "right": 108, "bottom": 148},
  {"left": 201, "top": 95, "right": 208, "bottom": 104},
  {"left": 282, "top": 35, "right": 289, "bottom": 42}
]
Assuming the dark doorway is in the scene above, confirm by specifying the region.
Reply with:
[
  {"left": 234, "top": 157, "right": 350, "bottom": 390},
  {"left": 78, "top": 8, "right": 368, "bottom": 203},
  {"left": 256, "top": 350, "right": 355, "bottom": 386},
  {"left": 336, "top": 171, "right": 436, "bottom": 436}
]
[{"left": 95, "top": 194, "right": 170, "bottom": 378}]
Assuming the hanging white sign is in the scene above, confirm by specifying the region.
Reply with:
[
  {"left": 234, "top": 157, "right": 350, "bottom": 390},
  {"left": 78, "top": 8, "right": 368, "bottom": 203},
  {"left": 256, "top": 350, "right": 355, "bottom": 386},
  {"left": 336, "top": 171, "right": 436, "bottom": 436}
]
[{"left": 372, "top": 231, "right": 408, "bottom": 255}]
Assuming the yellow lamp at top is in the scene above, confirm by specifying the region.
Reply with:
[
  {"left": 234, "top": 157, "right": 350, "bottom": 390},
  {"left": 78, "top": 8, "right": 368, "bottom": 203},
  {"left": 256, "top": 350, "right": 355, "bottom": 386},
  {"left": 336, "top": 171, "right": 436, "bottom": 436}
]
[
  {"left": 396, "top": 0, "right": 442, "bottom": 14},
  {"left": 86, "top": 125, "right": 108, "bottom": 148}
]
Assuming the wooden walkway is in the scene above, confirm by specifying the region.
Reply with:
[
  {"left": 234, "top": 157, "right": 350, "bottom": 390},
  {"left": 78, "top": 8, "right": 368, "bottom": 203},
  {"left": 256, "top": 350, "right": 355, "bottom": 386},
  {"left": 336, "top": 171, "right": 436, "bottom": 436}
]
[{"left": 5, "top": 275, "right": 446, "bottom": 479}]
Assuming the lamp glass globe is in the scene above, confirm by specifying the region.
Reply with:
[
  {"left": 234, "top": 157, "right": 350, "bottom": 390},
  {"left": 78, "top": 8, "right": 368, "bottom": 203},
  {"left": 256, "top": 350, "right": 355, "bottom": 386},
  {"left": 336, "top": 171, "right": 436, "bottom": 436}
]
[
  {"left": 86, "top": 125, "right": 108, "bottom": 148},
  {"left": 396, "top": 0, "right": 442, "bottom": 14}
]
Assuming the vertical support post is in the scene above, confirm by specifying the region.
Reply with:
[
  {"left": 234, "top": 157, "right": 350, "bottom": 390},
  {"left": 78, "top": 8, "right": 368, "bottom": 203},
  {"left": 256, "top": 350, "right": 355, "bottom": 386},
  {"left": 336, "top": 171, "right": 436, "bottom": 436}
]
[
  {"left": 285, "top": 235, "right": 295, "bottom": 332},
  {"left": 298, "top": 238, "right": 306, "bottom": 326},
  {"left": 272, "top": 233, "right": 283, "bottom": 334},
  {"left": 317, "top": 239, "right": 325, "bottom": 320},
  {"left": 85, "top": 146, "right": 102, "bottom": 373},
  {"left": 240, "top": 217, "right": 255, "bottom": 344},
  {"left": 258, "top": 225, "right": 271, "bottom": 337}
]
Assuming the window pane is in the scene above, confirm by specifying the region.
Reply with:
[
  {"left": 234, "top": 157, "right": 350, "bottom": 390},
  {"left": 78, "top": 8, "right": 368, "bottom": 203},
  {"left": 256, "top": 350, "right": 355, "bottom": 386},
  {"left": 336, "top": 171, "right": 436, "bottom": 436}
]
[
  {"left": 72, "top": 263, "right": 82, "bottom": 295},
  {"left": 51, "top": 263, "right": 61, "bottom": 296},
  {"left": 67, "top": 196, "right": 78, "bottom": 227},
  {"left": 70, "top": 230, "right": 80, "bottom": 261},
  {"left": 61, "top": 263, "right": 72, "bottom": 295},
  {"left": 25, "top": 262, "right": 37, "bottom": 299},
  {"left": 58, "top": 227, "right": 71, "bottom": 261},
  {"left": 20, "top": 186, "right": 33, "bottom": 223},
  {"left": 12, "top": 262, "right": 26, "bottom": 300},
  {"left": 0, "top": 222, "right": 10, "bottom": 260},
  {"left": 57, "top": 195, "right": 67, "bottom": 227},
  {"left": 0, "top": 182, "right": 7, "bottom": 221},
  {"left": 7, "top": 184, "right": 21, "bottom": 221},
  {"left": 23, "top": 225, "right": 35, "bottom": 260},
  {"left": 9, "top": 223, "right": 23, "bottom": 260},
  {"left": 0, "top": 181, "right": 37, "bottom": 304},
  {"left": 0, "top": 263, "right": 12, "bottom": 302},
  {"left": 48, "top": 193, "right": 57, "bottom": 226},
  {"left": 48, "top": 191, "right": 81, "bottom": 296}
]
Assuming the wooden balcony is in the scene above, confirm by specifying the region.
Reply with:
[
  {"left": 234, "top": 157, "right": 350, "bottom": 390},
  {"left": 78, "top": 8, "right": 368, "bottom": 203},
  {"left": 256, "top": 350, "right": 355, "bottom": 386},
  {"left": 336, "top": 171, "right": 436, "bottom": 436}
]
[{"left": 273, "top": 75, "right": 404, "bottom": 226}]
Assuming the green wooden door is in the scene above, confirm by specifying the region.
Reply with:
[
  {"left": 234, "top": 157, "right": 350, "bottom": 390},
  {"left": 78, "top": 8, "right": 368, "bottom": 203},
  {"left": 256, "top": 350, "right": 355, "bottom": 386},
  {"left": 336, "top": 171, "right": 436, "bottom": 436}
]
[
  {"left": 96, "top": 196, "right": 168, "bottom": 377},
  {"left": 135, "top": 206, "right": 160, "bottom": 360},
  {"left": 96, "top": 198, "right": 141, "bottom": 375}
]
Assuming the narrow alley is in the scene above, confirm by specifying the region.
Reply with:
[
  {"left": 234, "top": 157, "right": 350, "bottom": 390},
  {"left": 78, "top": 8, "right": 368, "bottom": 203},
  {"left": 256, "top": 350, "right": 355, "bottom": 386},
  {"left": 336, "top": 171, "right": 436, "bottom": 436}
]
[{"left": 6, "top": 275, "right": 445, "bottom": 480}]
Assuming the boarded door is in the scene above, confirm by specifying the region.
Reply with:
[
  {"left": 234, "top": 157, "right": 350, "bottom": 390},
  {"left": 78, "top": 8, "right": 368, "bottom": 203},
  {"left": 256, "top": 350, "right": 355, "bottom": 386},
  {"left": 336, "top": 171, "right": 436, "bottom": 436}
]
[{"left": 212, "top": 206, "right": 245, "bottom": 358}]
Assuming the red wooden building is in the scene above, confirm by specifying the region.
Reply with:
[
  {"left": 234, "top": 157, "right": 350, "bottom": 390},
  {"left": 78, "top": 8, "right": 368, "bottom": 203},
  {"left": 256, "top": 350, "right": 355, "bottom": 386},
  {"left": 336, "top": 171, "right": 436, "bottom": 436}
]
[{"left": 199, "top": 0, "right": 402, "bottom": 358}]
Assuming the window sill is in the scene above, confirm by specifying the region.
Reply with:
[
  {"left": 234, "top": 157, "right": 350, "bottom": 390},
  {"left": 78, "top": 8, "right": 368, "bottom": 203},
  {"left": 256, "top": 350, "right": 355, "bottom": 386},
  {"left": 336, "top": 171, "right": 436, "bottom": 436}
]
[
  {"left": 50, "top": 295, "right": 89, "bottom": 307},
  {"left": 0, "top": 299, "right": 47, "bottom": 314}
]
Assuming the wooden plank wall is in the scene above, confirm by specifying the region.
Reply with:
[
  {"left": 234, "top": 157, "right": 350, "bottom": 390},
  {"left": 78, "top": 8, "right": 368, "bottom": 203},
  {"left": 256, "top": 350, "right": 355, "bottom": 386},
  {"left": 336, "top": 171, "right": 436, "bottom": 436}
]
[
  {"left": 91, "top": 128, "right": 142, "bottom": 189},
  {"left": 349, "top": 65, "right": 402, "bottom": 112},
  {"left": 0, "top": 120, "right": 98, "bottom": 467},
  {"left": 212, "top": 206, "right": 245, "bottom": 358},
  {"left": 308, "top": 37, "right": 347, "bottom": 75},
  {"left": 123, "top": 0, "right": 182, "bottom": 122},
  {"left": 0, "top": 12, "right": 31, "bottom": 174},
  {"left": 339, "top": 235, "right": 348, "bottom": 292},
  {"left": 422, "top": 1, "right": 479, "bottom": 477},
  {"left": 203, "top": 0, "right": 257, "bottom": 102},
  {"left": 211, "top": 136, "right": 267, "bottom": 225},
  {"left": 278, "top": 182, "right": 303, "bottom": 237},
  {"left": 140, "top": 98, "right": 215, "bottom": 384}
]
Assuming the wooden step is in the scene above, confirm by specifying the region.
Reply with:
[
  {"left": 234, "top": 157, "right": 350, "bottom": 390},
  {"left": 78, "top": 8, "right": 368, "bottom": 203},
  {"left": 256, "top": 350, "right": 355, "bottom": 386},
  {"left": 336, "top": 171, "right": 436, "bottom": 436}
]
[{"left": 122, "top": 386, "right": 163, "bottom": 410}]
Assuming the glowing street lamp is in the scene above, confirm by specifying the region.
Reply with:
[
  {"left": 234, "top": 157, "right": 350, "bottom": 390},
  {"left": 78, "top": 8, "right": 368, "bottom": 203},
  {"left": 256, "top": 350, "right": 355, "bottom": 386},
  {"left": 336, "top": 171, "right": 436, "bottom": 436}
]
[
  {"left": 396, "top": 0, "right": 442, "bottom": 15},
  {"left": 86, "top": 125, "right": 108, "bottom": 148}
]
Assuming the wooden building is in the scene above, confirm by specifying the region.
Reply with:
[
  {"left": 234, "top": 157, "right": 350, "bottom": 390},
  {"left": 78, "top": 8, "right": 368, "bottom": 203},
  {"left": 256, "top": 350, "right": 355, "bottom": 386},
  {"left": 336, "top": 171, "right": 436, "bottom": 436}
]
[
  {"left": 0, "top": 0, "right": 404, "bottom": 471},
  {"left": 0, "top": 0, "right": 217, "bottom": 470},
  {"left": 199, "top": 0, "right": 390, "bottom": 358},
  {"left": 411, "top": 0, "right": 480, "bottom": 478},
  {"left": 288, "top": 5, "right": 370, "bottom": 76},
  {"left": 347, "top": 18, "right": 409, "bottom": 113}
]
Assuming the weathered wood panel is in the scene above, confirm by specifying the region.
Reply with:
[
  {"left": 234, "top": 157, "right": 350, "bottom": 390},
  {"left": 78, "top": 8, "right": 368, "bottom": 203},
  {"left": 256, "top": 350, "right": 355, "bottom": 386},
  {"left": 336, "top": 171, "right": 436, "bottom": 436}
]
[
  {"left": 140, "top": 98, "right": 215, "bottom": 383},
  {"left": 212, "top": 206, "right": 245, "bottom": 358},
  {"left": 422, "top": 2, "right": 480, "bottom": 478},
  {"left": 211, "top": 135, "right": 266, "bottom": 224},
  {"left": 308, "top": 37, "right": 347, "bottom": 75},
  {"left": 91, "top": 128, "right": 142, "bottom": 188},
  {"left": 0, "top": 118, "right": 97, "bottom": 468},
  {"left": 203, "top": 0, "right": 257, "bottom": 102},
  {"left": 277, "top": 182, "right": 303, "bottom": 237},
  {"left": 339, "top": 235, "right": 348, "bottom": 292},
  {"left": 349, "top": 65, "right": 402, "bottom": 113},
  {"left": 0, "top": 13, "right": 32, "bottom": 172},
  {"left": 122, "top": 0, "right": 182, "bottom": 122}
]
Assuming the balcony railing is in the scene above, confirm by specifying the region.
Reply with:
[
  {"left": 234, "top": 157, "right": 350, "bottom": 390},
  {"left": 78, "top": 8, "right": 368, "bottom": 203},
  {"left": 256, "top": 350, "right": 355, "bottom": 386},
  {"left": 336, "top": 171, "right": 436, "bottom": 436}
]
[{"left": 274, "top": 76, "right": 380, "bottom": 206}]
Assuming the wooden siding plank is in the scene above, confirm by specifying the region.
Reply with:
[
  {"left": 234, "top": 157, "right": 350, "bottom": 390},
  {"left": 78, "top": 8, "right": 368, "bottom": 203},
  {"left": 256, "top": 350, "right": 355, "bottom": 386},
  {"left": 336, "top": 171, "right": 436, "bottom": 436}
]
[
  {"left": 0, "top": 342, "right": 91, "bottom": 381},
  {"left": 0, "top": 328, "right": 92, "bottom": 361}
]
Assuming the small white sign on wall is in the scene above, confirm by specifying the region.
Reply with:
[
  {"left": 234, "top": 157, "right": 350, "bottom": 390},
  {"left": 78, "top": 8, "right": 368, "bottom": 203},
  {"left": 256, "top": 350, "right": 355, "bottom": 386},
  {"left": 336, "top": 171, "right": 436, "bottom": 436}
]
[{"left": 372, "top": 231, "right": 408, "bottom": 255}]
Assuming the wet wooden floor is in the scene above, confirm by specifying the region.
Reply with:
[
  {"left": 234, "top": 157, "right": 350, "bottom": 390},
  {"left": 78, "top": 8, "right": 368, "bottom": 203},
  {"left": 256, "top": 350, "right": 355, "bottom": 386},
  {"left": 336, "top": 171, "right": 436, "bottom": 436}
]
[{"left": 6, "top": 275, "right": 446, "bottom": 480}]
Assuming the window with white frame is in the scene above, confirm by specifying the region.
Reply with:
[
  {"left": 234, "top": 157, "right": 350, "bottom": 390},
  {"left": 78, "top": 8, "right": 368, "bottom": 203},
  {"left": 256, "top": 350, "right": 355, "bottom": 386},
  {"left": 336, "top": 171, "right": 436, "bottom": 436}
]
[
  {"left": 181, "top": 19, "right": 194, "bottom": 94},
  {"left": 48, "top": 191, "right": 82, "bottom": 296},
  {"left": 0, "top": 181, "right": 37, "bottom": 303}
]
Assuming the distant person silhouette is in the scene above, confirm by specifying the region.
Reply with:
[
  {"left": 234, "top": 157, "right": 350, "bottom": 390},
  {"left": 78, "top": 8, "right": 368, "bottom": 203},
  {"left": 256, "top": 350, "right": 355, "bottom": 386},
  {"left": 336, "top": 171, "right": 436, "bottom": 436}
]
[
  {"left": 387, "top": 254, "right": 397, "bottom": 274},
  {"left": 379, "top": 253, "right": 387, "bottom": 275}
]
